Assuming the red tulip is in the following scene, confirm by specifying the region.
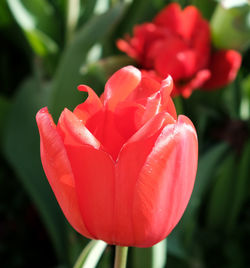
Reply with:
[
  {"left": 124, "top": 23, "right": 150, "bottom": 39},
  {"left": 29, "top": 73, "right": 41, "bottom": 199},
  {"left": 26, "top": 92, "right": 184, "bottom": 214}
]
[
  {"left": 36, "top": 66, "right": 198, "bottom": 247},
  {"left": 117, "top": 3, "right": 241, "bottom": 98}
]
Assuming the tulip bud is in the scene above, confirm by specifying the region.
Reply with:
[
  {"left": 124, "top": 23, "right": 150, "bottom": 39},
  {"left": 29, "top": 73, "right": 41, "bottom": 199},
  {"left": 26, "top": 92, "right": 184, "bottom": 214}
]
[{"left": 211, "top": 0, "right": 250, "bottom": 51}]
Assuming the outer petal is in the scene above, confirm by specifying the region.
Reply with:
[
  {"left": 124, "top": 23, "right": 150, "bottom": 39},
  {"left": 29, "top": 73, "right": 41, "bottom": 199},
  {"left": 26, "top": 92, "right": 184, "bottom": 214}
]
[
  {"left": 181, "top": 6, "right": 209, "bottom": 41},
  {"left": 173, "top": 69, "right": 211, "bottom": 98},
  {"left": 203, "top": 50, "right": 242, "bottom": 89},
  {"left": 114, "top": 112, "right": 176, "bottom": 246},
  {"left": 132, "top": 115, "right": 198, "bottom": 247},
  {"left": 36, "top": 107, "right": 93, "bottom": 238},
  {"left": 180, "top": 6, "right": 211, "bottom": 70},
  {"left": 64, "top": 144, "right": 115, "bottom": 244},
  {"left": 117, "top": 23, "right": 166, "bottom": 68},
  {"left": 116, "top": 37, "right": 139, "bottom": 60},
  {"left": 103, "top": 66, "right": 141, "bottom": 111},
  {"left": 154, "top": 3, "right": 182, "bottom": 33}
]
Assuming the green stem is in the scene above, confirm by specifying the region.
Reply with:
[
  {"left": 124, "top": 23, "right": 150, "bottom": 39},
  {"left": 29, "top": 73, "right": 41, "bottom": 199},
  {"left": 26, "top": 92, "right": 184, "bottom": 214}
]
[{"left": 114, "top": 246, "right": 128, "bottom": 268}]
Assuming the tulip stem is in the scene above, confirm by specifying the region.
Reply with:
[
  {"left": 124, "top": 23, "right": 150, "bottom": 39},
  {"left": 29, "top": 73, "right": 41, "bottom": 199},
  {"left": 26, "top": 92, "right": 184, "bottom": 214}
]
[{"left": 114, "top": 246, "right": 128, "bottom": 268}]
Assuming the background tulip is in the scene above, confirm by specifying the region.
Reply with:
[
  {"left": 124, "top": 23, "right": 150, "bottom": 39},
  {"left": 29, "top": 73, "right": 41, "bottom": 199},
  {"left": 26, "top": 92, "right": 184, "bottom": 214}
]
[
  {"left": 117, "top": 3, "right": 242, "bottom": 97},
  {"left": 36, "top": 66, "right": 198, "bottom": 248}
]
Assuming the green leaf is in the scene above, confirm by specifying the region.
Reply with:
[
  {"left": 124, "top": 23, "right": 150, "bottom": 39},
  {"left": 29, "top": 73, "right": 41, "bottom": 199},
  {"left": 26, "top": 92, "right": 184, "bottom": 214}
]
[
  {"left": 191, "top": 0, "right": 217, "bottom": 19},
  {"left": 49, "top": 2, "right": 127, "bottom": 119},
  {"left": 132, "top": 239, "right": 167, "bottom": 268},
  {"left": 73, "top": 240, "right": 107, "bottom": 268},
  {"left": 7, "top": 0, "right": 59, "bottom": 56},
  {"left": 117, "top": 0, "right": 158, "bottom": 35},
  {"left": 0, "top": 1, "right": 12, "bottom": 27},
  {"left": 227, "top": 141, "right": 250, "bottom": 231},
  {"left": 217, "top": 0, "right": 249, "bottom": 9},
  {"left": 65, "top": 0, "right": 81, "bottom": 43},
  {"left": 0, "top": 95, "right": 10, "bottom": 145},
  {"left": 240, "top": 75, "right": 250, "bottom": 120},
  {"left": 180, "top": 143, "right": 229, "bottom": 243},
  {"left": 167, "top": 227, "right": 187, "bottom": 259},
  {"left": 2, "top": 77, "right": 69, "bottom": 263},
  {"left": 211, "top": 2, "right": 250, "bottom": 51},
  {"left": 80, "top": 55, "right": 135, "bottom": 83},
  {"left": 206, "top": 153, "right": 236, "bottom": 230}
]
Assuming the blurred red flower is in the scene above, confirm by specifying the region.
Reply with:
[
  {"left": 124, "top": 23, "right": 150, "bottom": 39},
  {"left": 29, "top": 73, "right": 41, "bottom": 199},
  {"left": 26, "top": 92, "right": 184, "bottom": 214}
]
[
  {"left": 36, "top": 66, "right": 198, "bottom": 247},
  {"left": 117, "top": 3, "right": 242, "bottom": 97}
]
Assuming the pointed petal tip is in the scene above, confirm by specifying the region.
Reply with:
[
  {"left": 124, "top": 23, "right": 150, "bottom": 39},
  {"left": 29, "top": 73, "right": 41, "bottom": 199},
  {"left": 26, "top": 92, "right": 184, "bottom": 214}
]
[
  {"left": 77, "top": 84, "right": 93, "bottom": 92},
  {"left": 103, "top": 65, "right": 142, "bottom": 109},
  {"left": 36, "top": 106, "right": 48, "bottom": 117},
  {"left": 177, "top": 115, "right": 198, "bottom": 139},
  {"left": 160, "top": 75, "right": 174, "bottom": 95},
  {"left": 36, "top": 107, "right": 52, "bottom": 126}
]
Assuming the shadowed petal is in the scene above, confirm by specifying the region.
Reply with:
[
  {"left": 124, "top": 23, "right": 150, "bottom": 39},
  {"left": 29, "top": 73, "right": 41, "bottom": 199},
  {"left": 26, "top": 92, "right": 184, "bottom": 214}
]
[
  {"left": 203, "top": 50, "right": 242, "bottom": 89},
  {"left": 173, "top": 69, "right": 211, "bottom": 98}
]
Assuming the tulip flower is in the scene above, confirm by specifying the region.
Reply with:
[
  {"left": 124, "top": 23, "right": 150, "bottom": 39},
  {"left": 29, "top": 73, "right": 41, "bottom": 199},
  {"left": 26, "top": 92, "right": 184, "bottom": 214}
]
[
  {"left": 36, "top": 66, "right": 198, "bottom": 249},
  {"left": 117, "top": 3, "right": 242, "bottom": 97}
]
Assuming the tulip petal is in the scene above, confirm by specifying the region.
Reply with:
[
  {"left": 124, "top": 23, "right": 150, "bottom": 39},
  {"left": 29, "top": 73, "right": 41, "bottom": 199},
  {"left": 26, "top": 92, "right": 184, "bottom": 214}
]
[
  {"left": 36, "top": 107, "right": 93, "bottom": 238},
  {"left": 103, "top": 66, "right": 141, "bottom": 110},
  {"left": 203, "top": 50, "right": 242, "bottom": 89},
  {"left": 126, "top": 75, "right": 161, "bottom": 103},
  {"left": 114, "top": 102, "right": 145, "bottom": 139},
  {"left": 114, "top": 112, "right": 176, "bottom": 246},
  {"left": 159, "top": 76, "right": 177, "bottom": 119},
  {"left": 117, "top": 24, "right": 166, "bottom": 68},
  {"left": 153, "top": 38, "right": 196, "bottom": 80},
  {"left": 181, "top": 6, "right": 208, "bottom": 40},
  {"left": 116, "top": 38, "right": 139, "bottom": 60},
  {"left": 154, "top": 3, "right": 182, "bottom": 33},
  {"left": 73, "top": 85, "right": 103, "bottom": 124},
  {"left": 57, "top": 108, "right": 101, "bottom": 149},
  {"left": 64, "top": 144, "right": 115, "bottom": 244},
  {"left": 173, "top": 69, "right": 211, "bottom": 98},
  {"left": 180, "top": 6, "right": 210, "bottom": 70},
  {"left": 132, "top": 115, "right": 198, "bottom": 247}
]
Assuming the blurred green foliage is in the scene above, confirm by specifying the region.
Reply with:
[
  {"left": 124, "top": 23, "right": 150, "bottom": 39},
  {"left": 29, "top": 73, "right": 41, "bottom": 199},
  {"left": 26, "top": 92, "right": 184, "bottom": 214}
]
[{"left": 1, "top": 0, "right": 250, "bottom": 267}]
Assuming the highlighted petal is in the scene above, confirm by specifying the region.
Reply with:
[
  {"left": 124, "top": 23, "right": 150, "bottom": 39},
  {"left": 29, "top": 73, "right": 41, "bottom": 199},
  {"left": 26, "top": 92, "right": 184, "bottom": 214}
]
[
  {"left": 36, "top": 107, "right": 93, "bottom": 238},
  {"left": 103, "top": 66, "right": 141, "bottom": 110}
]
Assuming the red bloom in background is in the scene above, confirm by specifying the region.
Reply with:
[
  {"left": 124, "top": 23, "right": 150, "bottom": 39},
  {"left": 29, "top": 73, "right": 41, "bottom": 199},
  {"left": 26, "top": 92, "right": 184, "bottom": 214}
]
[
  {"left": 117, "top": 3, "right": 241, "bottom": 97},
  {"left": 36, "top": 66, "right": 198, "bottom": 247}
]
